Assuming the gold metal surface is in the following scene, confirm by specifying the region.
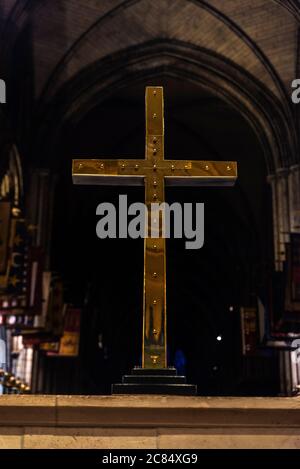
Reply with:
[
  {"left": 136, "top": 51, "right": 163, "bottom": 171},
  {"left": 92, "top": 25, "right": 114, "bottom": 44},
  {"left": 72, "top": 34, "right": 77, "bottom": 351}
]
[{"left": 72, "top": 86, "right": 237, "bottom": 369}]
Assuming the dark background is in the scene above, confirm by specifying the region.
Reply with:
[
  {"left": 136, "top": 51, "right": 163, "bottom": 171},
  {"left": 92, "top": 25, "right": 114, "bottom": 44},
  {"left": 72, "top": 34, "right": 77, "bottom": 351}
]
[{"left": 41, "top": 78, "right": 276, "bottom": 395}]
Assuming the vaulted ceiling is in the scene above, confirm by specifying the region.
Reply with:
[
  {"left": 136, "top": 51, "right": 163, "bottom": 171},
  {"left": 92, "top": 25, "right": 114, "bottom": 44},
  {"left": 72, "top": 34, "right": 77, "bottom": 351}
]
[
  {"left": 0, "top": 0, "right": 299, "bottom": 170},
  {"left": 1, "top": 1, "right": 298, "bottom": 97}
]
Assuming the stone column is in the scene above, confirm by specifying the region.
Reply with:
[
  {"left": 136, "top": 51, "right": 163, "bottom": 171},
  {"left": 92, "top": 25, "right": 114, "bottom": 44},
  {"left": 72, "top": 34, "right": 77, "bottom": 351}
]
[
  {"left": 288, "top": 165, "right": 300, "bottom": 234},
  {"left": 26, "top": 169, "right": 57, "bottom": 270},
  {"left": 268, "top": 168, "right": 291, "bottom": 271}
]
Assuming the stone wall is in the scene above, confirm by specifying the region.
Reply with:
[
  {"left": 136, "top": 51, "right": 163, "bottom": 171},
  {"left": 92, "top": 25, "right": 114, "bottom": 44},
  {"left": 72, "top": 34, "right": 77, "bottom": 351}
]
[{"left": 0, "top": 395, "right": 300, "bottom": 449}]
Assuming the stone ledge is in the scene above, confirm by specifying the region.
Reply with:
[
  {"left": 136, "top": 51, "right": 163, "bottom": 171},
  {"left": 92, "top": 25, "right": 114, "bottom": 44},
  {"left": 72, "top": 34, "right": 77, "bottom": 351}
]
[
  {"left": 1, "top": 396, "right": 300, "bottom": 448},
  {"left": 0, "top": 395, "right": 56, "bottom": 427},
  {"left": 0, "top": 395, "right": 300, "bottom": 428}
]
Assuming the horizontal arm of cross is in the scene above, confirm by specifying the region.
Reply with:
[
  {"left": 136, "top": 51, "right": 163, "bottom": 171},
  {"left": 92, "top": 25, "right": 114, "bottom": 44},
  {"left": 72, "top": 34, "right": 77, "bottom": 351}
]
[
  {"left": 163, "top": 160, "right": 237, "bottom": 186},
  {"left": 72, "top": 159, "right": 146, "bottom": 186},
  {"left": 72, "top": 159, "right": 237, "bottom": 187}
]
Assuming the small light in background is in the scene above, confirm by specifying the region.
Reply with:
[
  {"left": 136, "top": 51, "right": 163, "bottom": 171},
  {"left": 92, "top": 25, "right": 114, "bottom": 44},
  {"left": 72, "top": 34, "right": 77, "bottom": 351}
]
[
  {"left": 8, "top": 316, "right": 16, "bottom": 325},
  {"left": 216, "top": 335, "right": 222, "bottom": 342},
  {"left": 229, "top": 306, "right": 234, "bottom": 312},
  {"left": 98, "top": 333, "right": 103, "bottom": 349}
]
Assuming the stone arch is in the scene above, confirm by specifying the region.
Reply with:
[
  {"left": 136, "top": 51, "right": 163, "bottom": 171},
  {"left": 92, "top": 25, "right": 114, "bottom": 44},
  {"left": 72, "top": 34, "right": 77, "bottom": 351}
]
[
  {"left": 34, "top": 40, "right": 297, "bottom": 175},
  {"left": 273, "top": 0, "right": 300, "bottom": 21},
  {"left": 38, "top": 0, "right": 289, "bottom": 102}
]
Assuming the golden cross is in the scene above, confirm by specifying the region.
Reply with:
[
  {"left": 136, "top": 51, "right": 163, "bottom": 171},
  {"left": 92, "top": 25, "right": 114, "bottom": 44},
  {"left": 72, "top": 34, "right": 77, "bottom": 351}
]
[{"left": 72, "top": 86, "right": 237, "bottom": 369}]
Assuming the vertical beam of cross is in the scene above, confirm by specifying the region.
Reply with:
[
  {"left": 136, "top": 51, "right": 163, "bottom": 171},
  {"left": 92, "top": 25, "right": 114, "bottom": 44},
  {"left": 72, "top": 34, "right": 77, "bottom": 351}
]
[{"left": 143, "top": 87, "right": 167, "bottom": 368}]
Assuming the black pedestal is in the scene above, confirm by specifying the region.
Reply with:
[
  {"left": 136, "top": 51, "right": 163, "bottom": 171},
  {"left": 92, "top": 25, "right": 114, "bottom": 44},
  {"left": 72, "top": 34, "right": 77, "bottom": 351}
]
[{"left": 112, "top": 367, "right": 197, "bottom": 395}]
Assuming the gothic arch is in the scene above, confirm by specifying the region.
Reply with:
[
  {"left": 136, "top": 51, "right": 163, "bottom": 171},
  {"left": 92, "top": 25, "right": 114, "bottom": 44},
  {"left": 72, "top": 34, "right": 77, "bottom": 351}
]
[
  {"left": 33, "top": 40, "right": 297, "bottom": 175},
  {"left": 37, "top": 0, "right": 288, "bottom": 102}
]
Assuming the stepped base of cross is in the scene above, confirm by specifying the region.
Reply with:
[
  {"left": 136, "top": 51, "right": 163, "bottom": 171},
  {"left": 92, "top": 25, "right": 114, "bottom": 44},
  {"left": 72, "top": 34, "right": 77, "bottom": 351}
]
[{"left": 112, "top": 367, "right": 197, "bottom": 395}]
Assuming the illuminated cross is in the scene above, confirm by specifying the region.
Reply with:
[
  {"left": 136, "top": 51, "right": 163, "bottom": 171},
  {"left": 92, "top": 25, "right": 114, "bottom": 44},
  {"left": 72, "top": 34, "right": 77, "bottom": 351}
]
[{"left": 72, "top": 86, "right": 237, "bottom": 369}]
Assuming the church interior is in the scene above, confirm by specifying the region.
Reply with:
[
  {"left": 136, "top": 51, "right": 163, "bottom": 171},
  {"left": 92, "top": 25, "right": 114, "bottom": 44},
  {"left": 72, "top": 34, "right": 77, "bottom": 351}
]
[{"left": 0, "top": 0, "right": 300, "bottom": 450}]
